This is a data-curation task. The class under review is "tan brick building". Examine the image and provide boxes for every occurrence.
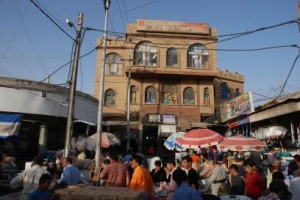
[94,20,244,155]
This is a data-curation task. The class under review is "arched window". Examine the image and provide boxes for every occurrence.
[104,89,116,106]
[204,87,210,105]
[220,82,230,100]
[162,83,178,104]
[145,86,157,103]
[134,41,157,66]
[187,44,209,68]
[166,48,178,66]
[183,87,195,105]
[130,85,136,103]
[235,88,240,97]
[105,53,122,75]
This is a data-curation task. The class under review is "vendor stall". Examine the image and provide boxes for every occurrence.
[55,184,146,200]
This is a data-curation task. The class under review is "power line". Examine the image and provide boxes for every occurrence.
[116,0,127,30]
[0,35,37,79]
[124,0,160,13]
[40,41,103,82]
[217,19,297,38]
[29,0,75,42]
[276,53,300,98]
[13,0,48,75]
[121,0,132,33]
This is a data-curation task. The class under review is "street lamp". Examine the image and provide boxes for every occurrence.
[64,13,83,157]
[95,0,111,170]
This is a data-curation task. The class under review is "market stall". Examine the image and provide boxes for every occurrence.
[55,184,146,200]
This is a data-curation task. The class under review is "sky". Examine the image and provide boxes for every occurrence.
[0,0,299,106]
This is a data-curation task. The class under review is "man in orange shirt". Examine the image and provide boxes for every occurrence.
[129,155,153,196]
[189,149,201,172]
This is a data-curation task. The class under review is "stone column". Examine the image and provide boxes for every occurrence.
[38,124,48,156]
[138,124,143,152]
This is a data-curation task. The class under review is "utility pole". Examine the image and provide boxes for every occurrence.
[64,13,83,157]
[297,2,300,31]
[126,39,133,151]
[95,0,110,170]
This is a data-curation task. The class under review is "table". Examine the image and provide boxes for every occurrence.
[220,195,251,200]
[153,186,167,200]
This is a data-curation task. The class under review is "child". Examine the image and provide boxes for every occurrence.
[28,174,53,200]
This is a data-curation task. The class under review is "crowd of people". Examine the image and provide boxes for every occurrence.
[3,147,300,200]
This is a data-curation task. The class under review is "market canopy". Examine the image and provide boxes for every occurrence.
[217,134,265,152]
[176,128,224,150]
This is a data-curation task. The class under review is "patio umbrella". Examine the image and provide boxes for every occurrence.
[176,128,224,149]
[85,132,121,150]
[217,134,265,152]
[164,132,185,151]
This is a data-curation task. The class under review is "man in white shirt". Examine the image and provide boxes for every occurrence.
[10,156,54,200]
[290,156,300,200]
[207,160,227,196]
[162,159,178,200]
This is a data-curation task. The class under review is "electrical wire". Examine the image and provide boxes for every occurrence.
[29,0,75,42]
[40,40,103,83]
[13,0,48,75]
[116,0,127,30]
[121,0,132,33]
[124,0,160,13]
[0,35,36,79]
[276,53,300,98]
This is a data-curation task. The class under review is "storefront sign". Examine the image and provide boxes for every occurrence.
[220,92,254,122]
[163,114,176,124]
[228,115,250,128]
[148,114,161,123]
[137,19,210,35]
[161,125,176,133]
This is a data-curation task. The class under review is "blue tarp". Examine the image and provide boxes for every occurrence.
[0,113,23,138]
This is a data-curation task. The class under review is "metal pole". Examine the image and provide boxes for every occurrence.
[126,40,133,151]
[95,0,110,170]
[64,13,83,157]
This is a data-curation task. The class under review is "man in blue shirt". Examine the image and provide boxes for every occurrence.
[172,168,203,200]
[59,157,81,187]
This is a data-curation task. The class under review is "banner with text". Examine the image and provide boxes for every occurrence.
[220,92,254,122]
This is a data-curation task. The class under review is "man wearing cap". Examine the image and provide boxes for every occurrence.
[207,160,227,196]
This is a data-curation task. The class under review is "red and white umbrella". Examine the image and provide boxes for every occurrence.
[217,134,265,152]
[176,128,224,149]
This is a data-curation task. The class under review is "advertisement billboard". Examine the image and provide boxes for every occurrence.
[220,92,254,122]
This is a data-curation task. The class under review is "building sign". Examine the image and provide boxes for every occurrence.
[161,125,176,133]
[220,92,254,122]
[0,113,23,138]
[137,19,210,35]
[163,114,176,124]
[148,114,161,123]
[228,115,250,128]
